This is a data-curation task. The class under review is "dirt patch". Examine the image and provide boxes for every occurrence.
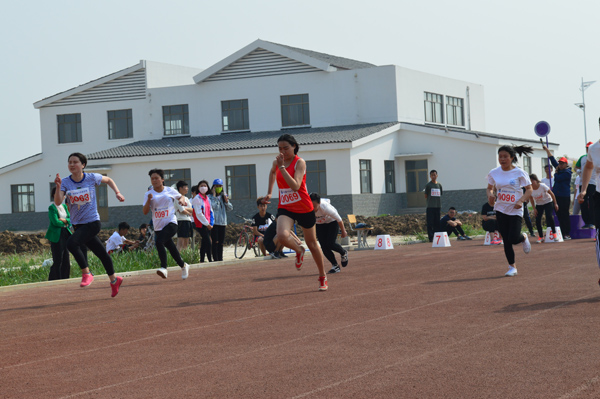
[1,213,484,254]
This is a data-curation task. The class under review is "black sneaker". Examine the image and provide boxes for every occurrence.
[278,251,288,258]
[341,250,349,267]
[270,252,280,259]
[328,265,341,274]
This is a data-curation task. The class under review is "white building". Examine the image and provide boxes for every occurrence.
[0,39,558,231]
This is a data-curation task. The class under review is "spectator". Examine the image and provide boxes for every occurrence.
[192,180,214,263]
[481,201,501,244]
[522,187,536,237]
[252,197,277,257]
[137,223,149,250]
[45,186,72,280]
[424,170,443,242]
[259,219,303,258]
[576,141,596,228]
[529,174,559,243]
[310,193,349,274]
[543,145,573,239]
[541,164,553,188]
[174,181,194,251]
[209,178,233,261]
[440,207,472,240]
[106,222,139,254]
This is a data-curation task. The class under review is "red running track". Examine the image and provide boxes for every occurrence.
[2,239,600,398]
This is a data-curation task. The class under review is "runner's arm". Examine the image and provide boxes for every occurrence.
[101,176,125,202]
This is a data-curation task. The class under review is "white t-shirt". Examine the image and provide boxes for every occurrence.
[487,166,531,217]
[315,199,343,225]
[586,141,600,188]
[175,196,192,222]
[579,154,598,185]
[531,183,553,206]
[143,186,180,231]
[541,177,551,188]
[106,231,125,253]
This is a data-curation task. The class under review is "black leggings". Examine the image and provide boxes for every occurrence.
[496,211,525,265]
[68,221,115,276]
[555,196,571,236]
[155,223,185,269]
[211,225,226,261]
[49,228,71,280]
[195,225,212,262]
[316,221,345,266]
[535,202,556,237]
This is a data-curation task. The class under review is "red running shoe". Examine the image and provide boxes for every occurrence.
[111,276,123,298]
[295,248,305,271]
[80,273,94,287]
[319,276,328,291]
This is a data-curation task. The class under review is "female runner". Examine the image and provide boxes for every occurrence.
[143,169,190,279]
[486,145,533,277]
[263,134,328,291]
[53,152,124,297]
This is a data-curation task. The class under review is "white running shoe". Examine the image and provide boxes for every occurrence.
[505,266,518,277]
[522,233,531,254]
[181,263,189,280]
[157,267,168,279]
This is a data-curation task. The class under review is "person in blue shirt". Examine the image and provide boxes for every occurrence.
[440,207,472,240]
[543,145,573,239]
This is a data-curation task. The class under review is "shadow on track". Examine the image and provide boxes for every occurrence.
[424,276,505,285]
[496,296,600,313]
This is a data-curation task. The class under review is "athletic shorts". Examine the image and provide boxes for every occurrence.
[177,220,193,238]
[277,208,316,229]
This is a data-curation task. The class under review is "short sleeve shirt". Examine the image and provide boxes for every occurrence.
[424,181,443,208]
[487,167,531,217]
[252,212,275,233]
[61,173,103,225]
[532,183,553,206]
[105,231,125,252]
[143,187,180,231]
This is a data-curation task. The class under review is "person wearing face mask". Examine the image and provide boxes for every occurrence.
[209,178,233,262]
[192,180,214,263]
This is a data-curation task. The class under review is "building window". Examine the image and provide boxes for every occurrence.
[163,169,192,191]
[222,99,249,131]
[306,160,327,196]
[523,156,531,174]
[446,96,464,127]
[424,92,443,124]
[384,160,396,193]
[281,94,310,127]
[108,109,133,139]
[57,113,82,143]
[359,160,372,194]
[11,184,35,213]
[225,164,256,199]
[163,105,189,136]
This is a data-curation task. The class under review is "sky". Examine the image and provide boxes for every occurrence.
[2,0,600,168]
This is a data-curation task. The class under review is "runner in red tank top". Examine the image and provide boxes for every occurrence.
[263,134,328,291]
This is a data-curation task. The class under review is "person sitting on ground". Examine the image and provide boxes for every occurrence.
[481,201,501,244]
[106,222,139,254]
[137,223,149,250]
[529,174,559,243]
[259,219,302,259]
[252,197,278,257]
[440,207,472,240]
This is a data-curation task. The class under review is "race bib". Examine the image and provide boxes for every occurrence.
[67,188,92,208]
[497,188,518,205]
[279,188,301,206]
[430,188,441,197]
[153,206,170,220]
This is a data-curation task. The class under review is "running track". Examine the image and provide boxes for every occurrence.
[2,239,600,398]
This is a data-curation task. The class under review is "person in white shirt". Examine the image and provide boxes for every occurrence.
[528,174,559,243]
[105,222,139,254]
[174,181,194,251]
[486,145,533,277]
[577,133,600,287]
[309,193,348,274]
[143,169,190,280]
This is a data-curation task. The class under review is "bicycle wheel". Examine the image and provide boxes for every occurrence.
[234,232,249,259]
[253,237,262,257]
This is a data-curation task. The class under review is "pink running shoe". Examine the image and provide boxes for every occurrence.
[80,273,94,287]
[318,276,328,291]
[111,276,123,298]
[295,248,305,271]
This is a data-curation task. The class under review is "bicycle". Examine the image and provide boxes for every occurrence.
[234,214,262,259]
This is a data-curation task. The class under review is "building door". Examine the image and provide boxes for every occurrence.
[405,160,428,208]
[96,175,108,222]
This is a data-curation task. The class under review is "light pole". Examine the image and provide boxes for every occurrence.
[574,78,596,144]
